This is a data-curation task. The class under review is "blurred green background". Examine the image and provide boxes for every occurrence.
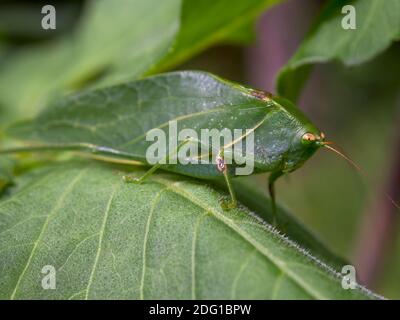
[0,0,399,298]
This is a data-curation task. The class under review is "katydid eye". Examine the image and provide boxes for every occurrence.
[302,133,316,144]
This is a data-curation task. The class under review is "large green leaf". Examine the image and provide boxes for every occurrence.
[0,161,379,299]
[0,0,180,122]
[277,0,400,100]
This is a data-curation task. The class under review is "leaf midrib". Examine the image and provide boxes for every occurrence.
[150,176,330,299]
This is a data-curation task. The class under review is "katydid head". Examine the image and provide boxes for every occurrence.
[267,96,326,172]
[280,127,325,172]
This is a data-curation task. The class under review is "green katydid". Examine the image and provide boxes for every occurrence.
[0,71,396,222]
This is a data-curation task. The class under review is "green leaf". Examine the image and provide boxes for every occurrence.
[0,161,380,299]
[0,0,181,122]
[230,178,348,270]
[153,0,282,72]
[277,0,400,100]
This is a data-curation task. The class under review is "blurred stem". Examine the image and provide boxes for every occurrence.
[355,111,400,288]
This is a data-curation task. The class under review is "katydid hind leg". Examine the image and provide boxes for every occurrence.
[268,171,283,226]
[123,164,160,184]
[123,138,196,184]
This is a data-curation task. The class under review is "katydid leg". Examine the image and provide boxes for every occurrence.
[268,170,283,226]
[123,138,195,184]
[216,151,237,210]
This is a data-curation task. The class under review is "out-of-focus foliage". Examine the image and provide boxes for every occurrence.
[0,2,81,41]
[0,156,14,193]
[153,0,281,72]
[0,0,282,124]
[0,0,180,122]
[277,0,400,100]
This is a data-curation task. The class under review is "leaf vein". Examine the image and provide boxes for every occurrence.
[151,177,327,299]
[84,181,120,299]
[139,186,169,300]
[10,167,87,300]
